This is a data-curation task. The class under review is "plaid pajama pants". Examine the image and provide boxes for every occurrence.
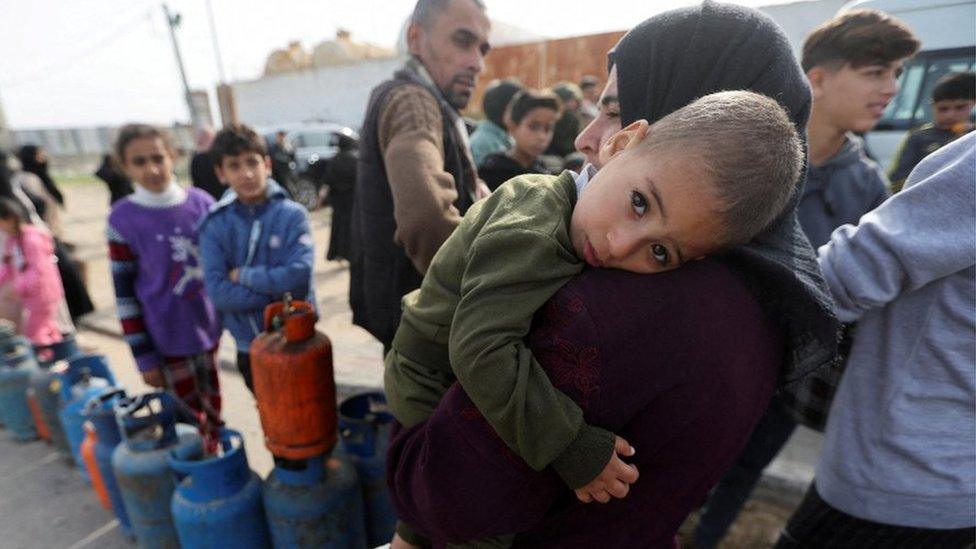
[161,348,223,427]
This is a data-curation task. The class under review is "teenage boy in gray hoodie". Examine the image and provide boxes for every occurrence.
[692,10,919,548]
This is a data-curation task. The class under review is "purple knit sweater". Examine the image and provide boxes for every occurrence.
[107,187,221,371]
[387,259,783,547]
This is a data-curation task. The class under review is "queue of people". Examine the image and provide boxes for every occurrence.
[2,0,972,547]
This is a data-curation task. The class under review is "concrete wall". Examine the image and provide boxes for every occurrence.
[231,57,404,131]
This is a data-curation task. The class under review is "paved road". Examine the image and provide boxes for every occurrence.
[0,179,822,548]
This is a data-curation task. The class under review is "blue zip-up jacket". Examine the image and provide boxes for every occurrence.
[198,179,316,351]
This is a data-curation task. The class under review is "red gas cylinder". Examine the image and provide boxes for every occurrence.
[81,422,111,510]
[251,296,337,460]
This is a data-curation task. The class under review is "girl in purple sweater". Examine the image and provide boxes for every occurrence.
[107,124,222,423]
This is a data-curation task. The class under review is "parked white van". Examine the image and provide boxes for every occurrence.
[841,0,976,171]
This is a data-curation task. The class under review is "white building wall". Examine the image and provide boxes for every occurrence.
[231,57,405,131]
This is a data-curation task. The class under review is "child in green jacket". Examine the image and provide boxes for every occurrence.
[385,90,803,540]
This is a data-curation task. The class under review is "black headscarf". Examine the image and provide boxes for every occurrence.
[17,144,65,206]
[610,1,839,388]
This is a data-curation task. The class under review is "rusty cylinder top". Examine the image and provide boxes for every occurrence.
[263,299,317,343]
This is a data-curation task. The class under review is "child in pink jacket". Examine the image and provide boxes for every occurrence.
[0,198,64,345]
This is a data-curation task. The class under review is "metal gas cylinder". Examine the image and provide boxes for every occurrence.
[112,392,201,549]
[58,355,114,479]
[251,296,337,460]
[339,391,397,546]
[170,428,271,548]
[27,336,81,452]
[84,388,131,536]
[81,422,111,510]
[263,452,366,548]
[28,360,68,453]
[0,337,39,441]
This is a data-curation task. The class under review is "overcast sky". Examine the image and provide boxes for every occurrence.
[0,0,782,129]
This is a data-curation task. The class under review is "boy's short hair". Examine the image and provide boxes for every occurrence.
[482,78,524,127]
[506,90,562,126]
[801,9,919,72]
[932,71,976,103]
[210,124,267,166]
[580,75,599,92]
[640,90,803,246]
[115,123,174,163]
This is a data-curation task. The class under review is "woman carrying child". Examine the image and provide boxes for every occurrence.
[388,2,841,547]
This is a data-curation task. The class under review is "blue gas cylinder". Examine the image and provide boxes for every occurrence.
[29,359,69,453]
[263,451,367,548]
[339,391,397,546]
[58,356,114,479]
[84,389,131,536]
[28,338,85,453]
[33,333,80,366]
[112,392,202,549]
[0,337,39,441]
[170,428,270,548]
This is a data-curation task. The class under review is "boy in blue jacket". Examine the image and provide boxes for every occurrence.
[198,124,316,392]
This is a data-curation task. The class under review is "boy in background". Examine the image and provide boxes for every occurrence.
[198,124,316,393]
[889,71,975,190]
[478,89,562,191]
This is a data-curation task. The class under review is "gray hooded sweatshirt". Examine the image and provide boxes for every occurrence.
[799,134,890,249]
[816,132,975,528]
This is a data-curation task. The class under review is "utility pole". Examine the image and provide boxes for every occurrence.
[205,0,232,126]
[163,3,200,128]
[205,0,226,84]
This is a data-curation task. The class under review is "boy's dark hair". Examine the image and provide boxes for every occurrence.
[114,124,174,163]
[580,75,599,92]
[210,124,268,166]
[506,90,562,126]
[932,71,976,103]
[639,91,803,247]
[801,9,919,72]
[482,79,524,127]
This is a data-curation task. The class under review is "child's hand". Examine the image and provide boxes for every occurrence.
[141,366,166,388]
[228,268,240,283]
[574,436,639,504]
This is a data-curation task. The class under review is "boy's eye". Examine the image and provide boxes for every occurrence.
[651,244,669,265]
[151,155,165,164]
[631,190,647,216]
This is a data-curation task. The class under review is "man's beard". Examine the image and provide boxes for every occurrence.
[443,88,471,110]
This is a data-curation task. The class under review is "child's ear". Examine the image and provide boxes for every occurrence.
[505,118,518,134]
[264,155,273,172]
[600,119,650,162]
[214,164,226,184]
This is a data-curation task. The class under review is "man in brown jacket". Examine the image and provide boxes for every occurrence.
[350,0,491,350]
